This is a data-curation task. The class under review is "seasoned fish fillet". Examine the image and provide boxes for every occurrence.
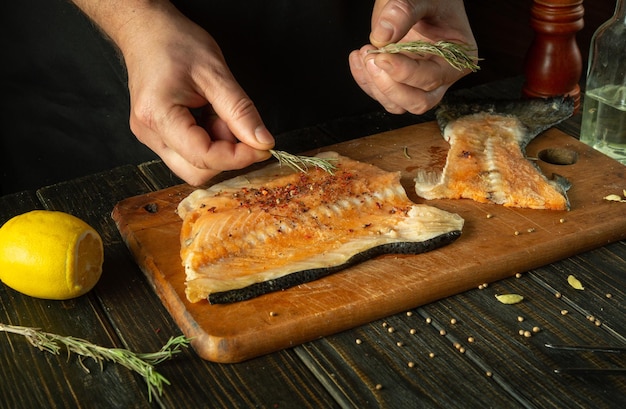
[415,97,574,210]
[178,152,464,304]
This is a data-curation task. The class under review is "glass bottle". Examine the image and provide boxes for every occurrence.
[580,0,626,164]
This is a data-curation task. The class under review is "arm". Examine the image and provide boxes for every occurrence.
[70,0,274,185]
[349,0,477,115]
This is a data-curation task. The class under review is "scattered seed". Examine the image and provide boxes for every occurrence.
[409,328,416,335]
[515,273,522,279]
[439,329,447,336]
[518,329,525,336]
[375,384,383,390]
[486,213,494,219]
[269,311,278,317]
[356,338,362,345]
[408,361,415,368]
[532,326,541,333]
[486,371,493,377]
[587,315,595,322]
[559,218,566,223]
[527,228,536,233]
[595,319,602,327]
[406,311,413,317]
[450,318,457,325]
[429,352,436,358]
[387,327,395,333]
[606,293,613,298]
[453,342,461,349]
[523,330,532,338]
[517,316,525,322]
[467,336,475,343]
[425,317,432,324]
[495,294,524,304]
[382,322,388,328]
[459,347,466,354]
[561,309,569,315]
[567,274,585,290]
[555,292,562,299]
[514,230,521,236]
[478,284,485,290]
[396,341,404,347]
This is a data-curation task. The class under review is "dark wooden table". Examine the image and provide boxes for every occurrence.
[1,78,624,408]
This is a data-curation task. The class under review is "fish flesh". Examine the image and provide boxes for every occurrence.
[177,152,464,304]
[414,97,574,210]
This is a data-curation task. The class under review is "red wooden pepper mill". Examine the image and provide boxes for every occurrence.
[522,0,585,112]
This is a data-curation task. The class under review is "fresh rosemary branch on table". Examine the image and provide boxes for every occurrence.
[270,149,338,174]
[368,40,481,72]
[0,323,190,401]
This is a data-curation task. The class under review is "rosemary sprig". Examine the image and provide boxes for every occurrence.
[0,323,190,401]
[368,40,481,72]
[270,149,337,174]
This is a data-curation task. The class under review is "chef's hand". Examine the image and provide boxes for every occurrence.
[71,0,274,186]
[349,0,477,115]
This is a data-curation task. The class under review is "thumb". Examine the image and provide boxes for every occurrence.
[370,0,427,47]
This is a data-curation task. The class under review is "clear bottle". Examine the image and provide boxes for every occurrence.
[580,0,626,165]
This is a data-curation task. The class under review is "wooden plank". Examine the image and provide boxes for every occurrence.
[413,265,626,408]
[36,165,340,408]
[112,122,626,363]
[0,189,151,409]
[296,318,524,408]
[298,245,625,409]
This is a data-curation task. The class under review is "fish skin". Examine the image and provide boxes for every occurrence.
[208,230,462,304]
[415,97,575,210]
[436,96,575,150]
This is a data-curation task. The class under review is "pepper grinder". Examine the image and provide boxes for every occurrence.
[580,0,626,165]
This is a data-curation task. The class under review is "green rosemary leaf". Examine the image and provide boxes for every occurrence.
[0,323,190,401]
[270,149,337,174]
[368,40,481,72]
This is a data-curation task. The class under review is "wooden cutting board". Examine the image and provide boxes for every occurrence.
[112,122,626,363]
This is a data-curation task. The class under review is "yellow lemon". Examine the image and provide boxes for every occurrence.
[0,210,103,300]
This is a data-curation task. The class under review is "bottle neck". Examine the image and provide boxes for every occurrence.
[614,0,626,23]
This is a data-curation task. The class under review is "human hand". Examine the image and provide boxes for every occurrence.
[111,3,274,185]
[349,0,477,115]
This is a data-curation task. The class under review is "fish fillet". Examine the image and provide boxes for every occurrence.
[415,97,574,210]
[178,152,464,304]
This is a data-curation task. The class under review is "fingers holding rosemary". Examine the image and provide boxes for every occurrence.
[350,43,465,115]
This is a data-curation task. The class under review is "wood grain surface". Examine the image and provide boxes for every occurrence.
[112,122,626,363]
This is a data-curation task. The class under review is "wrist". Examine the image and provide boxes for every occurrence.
[70,0,177,53]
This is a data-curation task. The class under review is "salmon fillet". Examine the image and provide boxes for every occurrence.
[415,98,574,210]
[178,152,464,303]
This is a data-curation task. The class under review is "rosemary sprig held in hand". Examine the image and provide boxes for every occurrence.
[270,149,338,174]
[368,40,481,72]
[0,323,190,401]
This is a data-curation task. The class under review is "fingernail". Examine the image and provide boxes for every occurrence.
[372,20,394,44]
[374,58,393,72]
[366,59,382,75]
[255,125,274,145]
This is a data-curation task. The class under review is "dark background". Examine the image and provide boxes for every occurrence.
[0,0,616,195]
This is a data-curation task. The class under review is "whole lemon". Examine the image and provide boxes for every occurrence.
[0,210,104,300]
